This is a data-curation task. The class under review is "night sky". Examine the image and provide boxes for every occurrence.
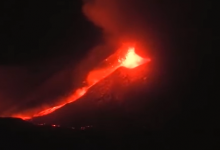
[0,0,215,130]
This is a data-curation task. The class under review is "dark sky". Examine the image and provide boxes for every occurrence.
[0,0,214,129]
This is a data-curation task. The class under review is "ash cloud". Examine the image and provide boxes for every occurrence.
[82,0,162,60]
[82,0,143,44]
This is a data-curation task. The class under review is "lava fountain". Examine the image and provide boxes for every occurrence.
[12,45,151,120]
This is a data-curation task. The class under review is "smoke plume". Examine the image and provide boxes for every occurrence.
[82,0,159,60]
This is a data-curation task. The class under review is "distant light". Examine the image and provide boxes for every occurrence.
[81,127,86,130]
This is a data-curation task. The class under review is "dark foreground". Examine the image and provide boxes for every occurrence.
[0,117,217,150]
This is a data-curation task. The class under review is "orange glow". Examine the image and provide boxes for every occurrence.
[36,104,65,117]
[121,47,150,69]
[52,124,60,127]
[12,45,150,120]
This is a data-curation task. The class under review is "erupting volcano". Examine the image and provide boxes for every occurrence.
[12,45,150,120]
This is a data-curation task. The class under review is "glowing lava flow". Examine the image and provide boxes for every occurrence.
[14,46,150,120]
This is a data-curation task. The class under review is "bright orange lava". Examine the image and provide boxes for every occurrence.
[121,47,150,69]
[13,46,150,120]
